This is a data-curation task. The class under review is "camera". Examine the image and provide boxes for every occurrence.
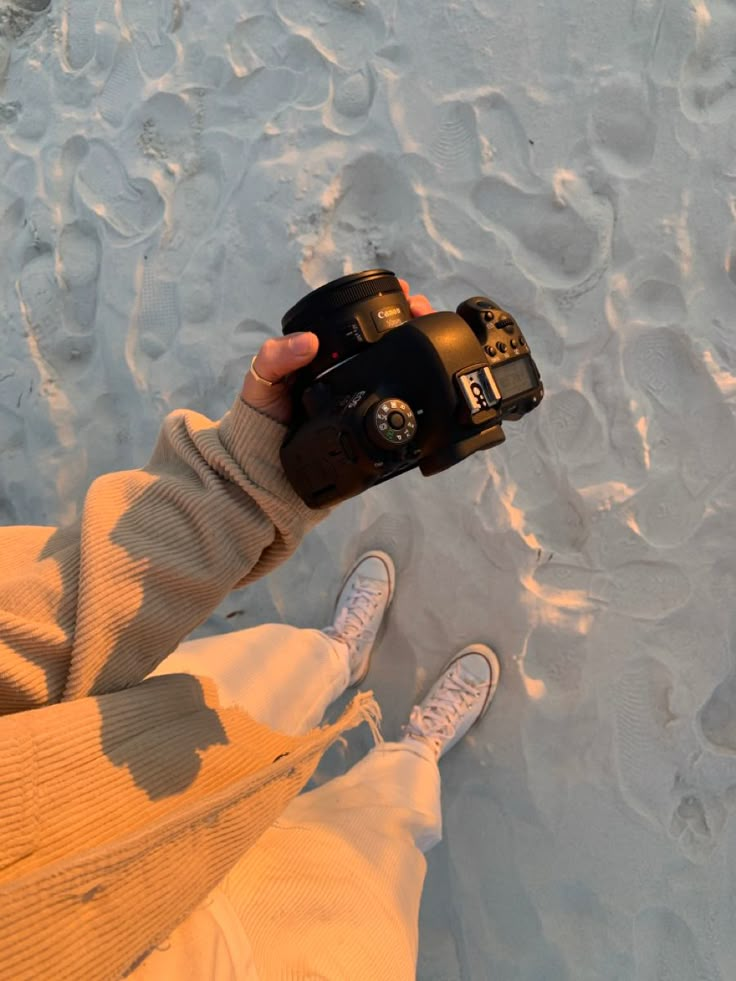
[279,269,544,509]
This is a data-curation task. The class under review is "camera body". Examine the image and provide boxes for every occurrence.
[279,270,543,509]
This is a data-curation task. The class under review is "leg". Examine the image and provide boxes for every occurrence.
[147,623,350,735]
[219,738,442,980]
[133,623,357,979]
[148,621,442,980]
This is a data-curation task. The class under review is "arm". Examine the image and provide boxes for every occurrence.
[0,396,334,714]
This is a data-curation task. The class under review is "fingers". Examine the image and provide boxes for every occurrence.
[399,278,435,317]
[409,294,434,317]
[253,333,319,384]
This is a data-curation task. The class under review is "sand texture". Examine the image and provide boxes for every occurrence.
[2,0,736,978]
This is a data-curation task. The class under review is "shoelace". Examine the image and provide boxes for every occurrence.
[332,581,384,641]
[334,582,485,751]
[402,667,481,748]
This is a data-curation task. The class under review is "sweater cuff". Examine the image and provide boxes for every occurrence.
[218,395,334,531]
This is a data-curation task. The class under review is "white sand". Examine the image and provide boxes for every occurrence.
[2,0,736,976]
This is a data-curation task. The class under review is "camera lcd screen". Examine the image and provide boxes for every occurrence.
[493,356,537,400]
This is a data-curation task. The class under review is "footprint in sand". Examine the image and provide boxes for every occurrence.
[623,326,736,495]
[532,561,594,597]
[0,188,24,259]
[472,172,611,290]
[178,242,225,326]
[17,248,61,357]
[470,90,611,289]
[98,40,145,128]
[474,91,533,179]
[627,474,705,549]
[608,256,687,329]
[115,0,178,79]
[132,149,224,357]
[126,92,198,169]
[647,0,695,89]
[286,34,331,110]
[17,247,95,379]
[57,220,101,332]
[705,557,736,616]
[634,908,722,980]
[526,483,592,554]
[537,389,606,472]
[157,151,223,278]
[60,0,98,71]
[524,621,586,696]
[218,65,298,124]
[698,662,736,757]
[324,64,376,135]
[588,74,657,178]
[125,144,225,360]
[612,655,724,863]
[335,152,415,226]
[394,87,483,183]
[591,561,691,620]
[530,561,596,625]
[612,656,680,828]
[74,139,164,241]
[134,264,179,361]
[42,134,88,220]
[12,58,51,142]
[321,152,418,273]
[227,13,284,75]
[501,440,592,554]
[630,278,687,325]
[274,0,387,68]
[227,15,329,110]
[427,99,482,183]
[680,8,736,124]
[623,328,700,414]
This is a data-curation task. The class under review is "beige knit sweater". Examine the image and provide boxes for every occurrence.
[0,395,383,981]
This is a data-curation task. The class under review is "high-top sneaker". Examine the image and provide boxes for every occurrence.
[322,550,395,688]
[401,644,500,760]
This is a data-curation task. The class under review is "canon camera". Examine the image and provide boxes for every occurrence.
[279,269,544,509]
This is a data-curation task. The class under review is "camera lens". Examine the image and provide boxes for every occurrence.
[281,269,412,382]
[282,269,409,335]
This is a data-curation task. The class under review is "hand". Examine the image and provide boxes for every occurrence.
[240,279,435,425]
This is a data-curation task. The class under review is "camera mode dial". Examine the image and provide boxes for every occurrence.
[365,397,417,451]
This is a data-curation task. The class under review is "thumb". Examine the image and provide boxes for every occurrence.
[254,332,319,383]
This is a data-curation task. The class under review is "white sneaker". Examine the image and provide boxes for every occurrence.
[322,550,395,688]
[401,644,500,761]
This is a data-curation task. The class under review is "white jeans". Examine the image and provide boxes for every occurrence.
[143,623,442,979]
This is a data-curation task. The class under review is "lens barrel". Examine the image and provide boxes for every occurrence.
[281,269,406,335]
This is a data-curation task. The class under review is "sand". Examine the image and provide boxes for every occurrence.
[2,0,736,977]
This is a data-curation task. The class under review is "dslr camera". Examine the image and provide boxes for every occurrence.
[279,269,544,509]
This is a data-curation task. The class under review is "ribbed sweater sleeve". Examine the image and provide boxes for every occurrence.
[0,395,333,713]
